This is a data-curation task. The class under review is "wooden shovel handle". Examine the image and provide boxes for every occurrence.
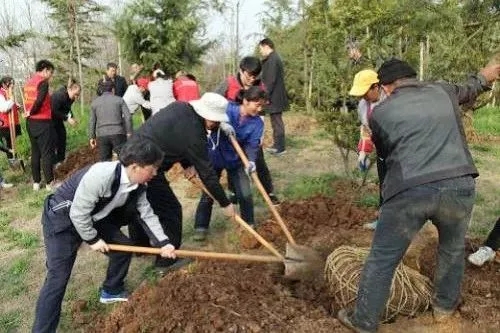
[229,135,297,245]
[189,178,284,259]
[108,244,283,263]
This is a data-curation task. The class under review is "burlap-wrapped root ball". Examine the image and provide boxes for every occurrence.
[325,246,433,321]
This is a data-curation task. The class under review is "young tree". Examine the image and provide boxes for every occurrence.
[114,0,222,75]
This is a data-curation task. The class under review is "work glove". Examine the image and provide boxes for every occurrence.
[222,203,235,219]
[219,122,235,137]
[89,239,109,253]
[160,244,176,258]
[357,151,370,172]
[245,161,256,175]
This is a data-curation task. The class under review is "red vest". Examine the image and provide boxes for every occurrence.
[24,74,51,120]
[173,77,200,102]
[225,76,266,101]
[0,88,20,128]
[226,76,241,101]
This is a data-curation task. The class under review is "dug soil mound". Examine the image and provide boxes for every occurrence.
[80,180,499,332]
[54,146,99,181]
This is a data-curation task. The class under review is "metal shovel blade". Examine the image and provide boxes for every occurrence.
[283,243,324,280]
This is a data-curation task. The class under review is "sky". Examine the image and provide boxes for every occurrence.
[207,0,267,55]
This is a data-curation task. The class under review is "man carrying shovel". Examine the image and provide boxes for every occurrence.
[32,137,176,333]
[132,92,235,274]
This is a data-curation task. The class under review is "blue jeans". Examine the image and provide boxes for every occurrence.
[351,176,475,332]
[195,166,254,229]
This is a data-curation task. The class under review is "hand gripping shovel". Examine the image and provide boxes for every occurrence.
[189,176,319,279]
[229,135,323,279]
[6,86,25,172]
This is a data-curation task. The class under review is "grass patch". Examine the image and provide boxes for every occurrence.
[0,310,21,332]
[286,136,311,149]
[473,106,500,136]
[0,212,39,249]
[356,193,379,208]
[0,254,31,297]
[283,174,338,200]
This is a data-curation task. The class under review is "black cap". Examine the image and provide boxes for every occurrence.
[377,58,417,85]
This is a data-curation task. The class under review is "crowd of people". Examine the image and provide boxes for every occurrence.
[0,36,498,333]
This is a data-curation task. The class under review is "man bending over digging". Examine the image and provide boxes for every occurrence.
[32,137,176,333]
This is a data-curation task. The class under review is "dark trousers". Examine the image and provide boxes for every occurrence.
[141,106,152,121]
[96,134,127,161]
[53,121,66,164]
[32,210,133,333]
[195,166,254,229]
[376,157,387,207]
[129,167,182,267]
[27,120,55,183]
[484,217,500,250]
[0,125,21,159]
[351,176,475,332]
[270,112,285,152]
[256,147,274,194]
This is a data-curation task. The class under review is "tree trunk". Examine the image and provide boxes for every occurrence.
[419,41,424,81]
[308,48,314,115]
[74,6,84,116]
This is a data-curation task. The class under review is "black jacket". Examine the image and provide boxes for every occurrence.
[370,75,489,202]
[51,86,74,123]
[97,75,128,97]
[261,51,289,113]
[135,102,230,207]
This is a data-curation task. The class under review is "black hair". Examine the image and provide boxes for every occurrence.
[239,56,262,76]
[0,76,13,86]
[119,136,164,167]
[106,62,118,69]
[186,73,197,82]
[35,59,54,72]
[100,79,115,92]
[259,38,275,49]
[235,86,268,104]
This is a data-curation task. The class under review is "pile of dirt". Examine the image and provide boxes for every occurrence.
[54,146,99,181]
[78,179,500,332]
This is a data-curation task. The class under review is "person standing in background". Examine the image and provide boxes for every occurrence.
[259,38,289,156]
[51,81,80,166]
[97,62,128,97]
[24,59,56,191]
[148,68,176,116]
[173,70,200,102]
[89,80,132,161]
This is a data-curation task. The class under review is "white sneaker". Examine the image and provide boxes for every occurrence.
[33,183,40,191]
[0,181,13,189]
[468,246,495,266]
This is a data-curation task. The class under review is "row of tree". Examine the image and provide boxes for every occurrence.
[1,0,498,113]
[260,0,500,111]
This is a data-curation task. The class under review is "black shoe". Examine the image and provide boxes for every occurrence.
[155,258,194,276]
[337,309,372,333]
[268,193,281,206]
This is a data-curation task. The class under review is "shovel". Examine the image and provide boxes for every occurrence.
[189,177,322,279]
[229,135,322,274]
[6,86,25,172]
[107,244,314,279]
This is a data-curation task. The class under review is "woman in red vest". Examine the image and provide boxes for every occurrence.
[23,59,56,191]
[0,76,21,159]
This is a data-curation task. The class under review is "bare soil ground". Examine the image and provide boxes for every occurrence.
[75,181,499,333]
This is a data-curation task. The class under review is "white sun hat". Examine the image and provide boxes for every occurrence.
[189,93,229,122]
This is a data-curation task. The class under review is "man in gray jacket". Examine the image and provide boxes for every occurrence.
[32,137,176,333]
[338,58,500,333]
[89,80,132,160]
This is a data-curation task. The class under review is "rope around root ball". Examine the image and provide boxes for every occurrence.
[325,246,433,321]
